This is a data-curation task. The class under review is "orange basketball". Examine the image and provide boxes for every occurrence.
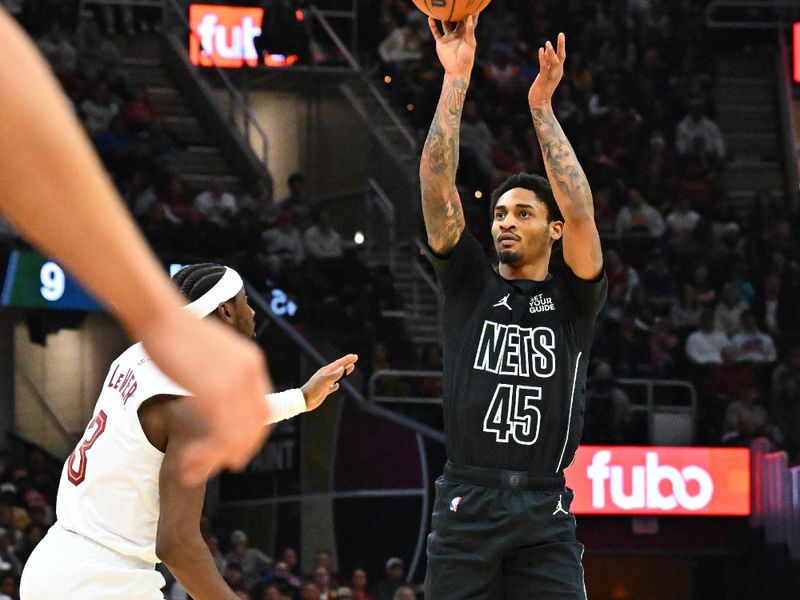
[411,0,492,22]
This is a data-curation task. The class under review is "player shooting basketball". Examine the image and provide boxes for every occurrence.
[421,15,606,599]
[20,264,357,600]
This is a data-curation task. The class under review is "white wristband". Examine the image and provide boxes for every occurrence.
[266,389,306,423]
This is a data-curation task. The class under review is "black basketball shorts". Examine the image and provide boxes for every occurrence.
[425,461,586,600]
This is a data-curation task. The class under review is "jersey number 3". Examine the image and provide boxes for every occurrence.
[483,384,541,445]
[67,410,108,486]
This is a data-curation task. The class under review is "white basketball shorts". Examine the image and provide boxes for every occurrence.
[20,524,166,600]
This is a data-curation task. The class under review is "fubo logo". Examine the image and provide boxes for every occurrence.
[587,450,713,511]
[565,446,750,516]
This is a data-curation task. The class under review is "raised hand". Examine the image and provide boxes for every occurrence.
[301,354,358,412]
[529,32,566,108]
[427,14,478,77]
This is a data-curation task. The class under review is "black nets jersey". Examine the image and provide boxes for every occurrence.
[430,231,607,475]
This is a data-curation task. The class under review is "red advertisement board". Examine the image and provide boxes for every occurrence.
[564,446,750,516]
[794,23,800,84]
[188,4,298,68]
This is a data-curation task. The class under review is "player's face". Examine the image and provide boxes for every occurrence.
[491,188,561,267]
[230,288,256,338]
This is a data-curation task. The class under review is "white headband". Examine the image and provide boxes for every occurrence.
[184,267,244,318]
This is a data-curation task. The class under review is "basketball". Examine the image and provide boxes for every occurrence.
[411,0,492,22]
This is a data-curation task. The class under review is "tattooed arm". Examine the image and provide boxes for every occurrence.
[529,33,602,280]
[420,16,478,255]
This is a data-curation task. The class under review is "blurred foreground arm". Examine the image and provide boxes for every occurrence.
[0,8,271,484]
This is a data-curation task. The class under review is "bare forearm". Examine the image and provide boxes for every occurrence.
[530,104,593,219]
[162,538,239,600]
[420,75,469,253]
[0,10,182,337]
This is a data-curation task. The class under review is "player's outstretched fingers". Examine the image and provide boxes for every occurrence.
[428,16,442,40]
[466,14,477,46]
[557,32,566,61]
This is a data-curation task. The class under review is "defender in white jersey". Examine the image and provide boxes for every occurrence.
[20,264,357,600]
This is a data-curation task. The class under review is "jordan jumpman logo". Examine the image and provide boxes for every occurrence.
[493,293,512,311]
[553,495,569,516]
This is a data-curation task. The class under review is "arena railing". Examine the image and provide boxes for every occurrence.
[367,370,698,446]
[705,1,799,29]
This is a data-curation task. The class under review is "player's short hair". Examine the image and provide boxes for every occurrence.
[490,173,564,223]
[172,263,227,302]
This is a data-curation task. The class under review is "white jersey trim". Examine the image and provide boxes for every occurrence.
[554,351,582,472]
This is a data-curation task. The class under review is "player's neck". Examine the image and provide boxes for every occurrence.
[498,256,549,281]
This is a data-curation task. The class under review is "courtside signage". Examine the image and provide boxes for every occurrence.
[188,4,298,68]
[564,446,750,516]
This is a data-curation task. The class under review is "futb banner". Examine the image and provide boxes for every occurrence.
[564,446,750,516]
[188,4,299,68]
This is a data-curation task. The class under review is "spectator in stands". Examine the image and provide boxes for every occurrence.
[260,561,298,598]
[81,81,118,136]
[239,177,275,215]
[305,211,344,261]
[373,557,404,600]
[299,580,322,600]
[614,187,665,247]
[77,18,125,81]
[393,587,415,600]
[686,309,730,366]
[650,317,679,377]
[11,523,43,565]
[378,13,424,68]
[670,284,703,334]
[705,346,758,406]
[263,583,290,600]
[0,573,17,600]
[730,311,777,366]
[710,223,745,265]
[687,262,717,308]
[720,388,781,448]
[205,534,226,574]
[665,196,701,242]
[126,169,158,217]
[752,274,788,343]
[714,283,748,337]
[225,530,273,592]
[194,180,238,228]
[639,250,676,313]
[0,529,21,577]
[605,248,639,305]
[675,98,725,162]
[350,568,374,600]
[36,22,76,76]
[610,312,653,377]
[279,547,302,587]
[260,211,305,279]
[121,86,156,133]
[282,172,311,228]
[315,550,344,588]
[583,360,632,444]
[154,175,196,225]
[93,115,133,177]
[313,566,335,600]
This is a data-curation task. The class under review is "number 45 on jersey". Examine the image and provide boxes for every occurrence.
[483,384,542,445]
